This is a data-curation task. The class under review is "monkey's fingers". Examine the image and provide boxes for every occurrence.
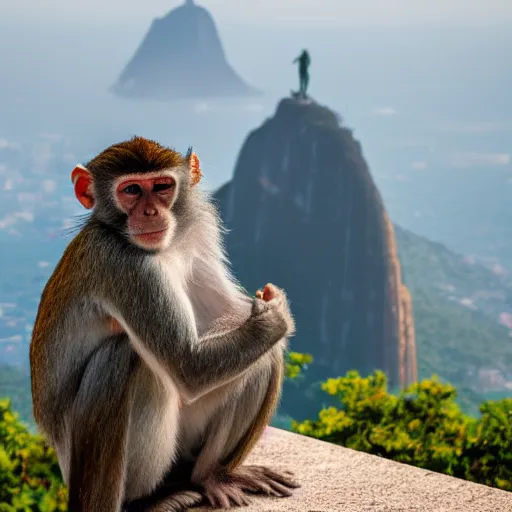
[204,484,251,509]
[255,289,264,299]
[260,466,301,489]
[265,479,294,497]
[262,284,276,302]
[232,465,300,498]
[222,485,251,507]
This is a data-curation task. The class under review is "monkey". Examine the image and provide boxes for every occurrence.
[29,136,299,512]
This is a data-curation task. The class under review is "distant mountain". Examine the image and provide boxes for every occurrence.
[214,96,417,404]
[111,0,258,100]
[395,226,512,413]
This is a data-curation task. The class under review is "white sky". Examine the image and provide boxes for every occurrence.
[3,0,512,27]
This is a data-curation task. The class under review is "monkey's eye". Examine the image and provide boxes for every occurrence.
[122,184,141,195]
[153,183,174,192]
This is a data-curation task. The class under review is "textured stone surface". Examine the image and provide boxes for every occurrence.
[191,427,512,511]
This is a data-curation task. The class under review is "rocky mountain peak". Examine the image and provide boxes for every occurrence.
[215,97,417,397]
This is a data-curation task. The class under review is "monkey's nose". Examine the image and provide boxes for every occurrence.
[144,207,158,216]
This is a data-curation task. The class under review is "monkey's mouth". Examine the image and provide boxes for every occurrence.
[132,229,168,244]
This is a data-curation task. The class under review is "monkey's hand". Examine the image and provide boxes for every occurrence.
[252,284,295,339]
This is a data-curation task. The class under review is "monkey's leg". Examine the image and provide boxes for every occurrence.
[189,344,300,509]
[67,338,139,512]
[122,360,202,512]
[188,401,250,509]
[68,338,201,512]
[222,349,300,497]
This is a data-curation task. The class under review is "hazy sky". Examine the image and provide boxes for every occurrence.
[3,0,512,27]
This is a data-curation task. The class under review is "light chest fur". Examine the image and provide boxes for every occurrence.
[154,236,249,337]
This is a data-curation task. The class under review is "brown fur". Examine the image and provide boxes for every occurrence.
[30,233,87,422]
[85,136,186,179]
[224,355,284,471]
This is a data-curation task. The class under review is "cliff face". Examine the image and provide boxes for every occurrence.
[111,0,257,100]
[383,213,417,387]
[214,97,417,390]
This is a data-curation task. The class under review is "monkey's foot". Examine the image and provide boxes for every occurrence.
[201,476,252,509]
[230,465,300,497]
[200,465,300,509]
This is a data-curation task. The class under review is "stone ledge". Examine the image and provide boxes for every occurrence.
[191,427,512,512]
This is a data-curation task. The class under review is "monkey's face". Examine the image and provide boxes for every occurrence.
[113,171,179,252]
[71,138,203,253]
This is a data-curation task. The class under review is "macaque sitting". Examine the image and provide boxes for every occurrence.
[30,136,299,511]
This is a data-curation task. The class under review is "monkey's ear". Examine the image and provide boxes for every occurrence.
[186,148,202,187]
[71,164,94,209]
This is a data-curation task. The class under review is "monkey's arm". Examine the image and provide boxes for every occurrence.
[96,249,288,403]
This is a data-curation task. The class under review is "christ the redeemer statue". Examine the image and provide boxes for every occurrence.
[293,49,311,98]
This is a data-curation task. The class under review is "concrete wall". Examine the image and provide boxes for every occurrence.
[191,427,512,512]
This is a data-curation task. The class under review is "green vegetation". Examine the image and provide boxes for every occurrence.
[272,351,314,429]
[0,399,67,511]
[284,351,313,380]
[395,226,512,415]
[293,369,512,492]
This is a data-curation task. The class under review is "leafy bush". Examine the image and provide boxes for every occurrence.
[293,370,512,491]
[0,399,66,511]
[284,351,313,380]
[272,352,314,429]
[395,226,512,417]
